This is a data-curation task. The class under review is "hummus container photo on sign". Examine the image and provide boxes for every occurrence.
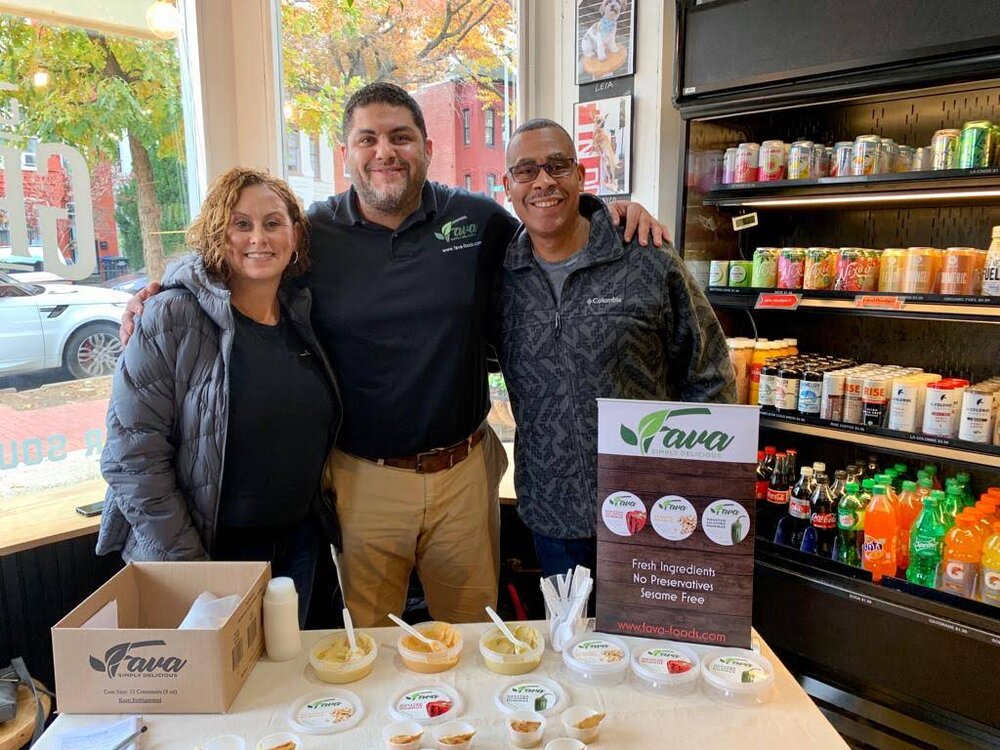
[286,689,365,734]
[561,633,629,686]
[389,684,464,725]
[630,640,701,696]
[700,648,774,705]
[600,491,647,536]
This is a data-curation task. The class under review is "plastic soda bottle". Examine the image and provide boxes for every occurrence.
[954,472,974,508]
[916,476,933,501]
[809,472,837,558]
[976,495,998,525]
[923,465,941,490]
[837,481,865,567]
[776,466,813,548]
[939,512,983,598]
[979,521,1000,605]
[895,480,922,572]
[863,483,899,582]
[906,495,946,588]
[942,485,964,529]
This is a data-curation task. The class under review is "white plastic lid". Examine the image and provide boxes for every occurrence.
[561,633,630,676]
[494,676,567,716]
[266,577,297,602]
[286,689,364,734]
[630,641,700,686]
[389,684,463,725]
[700,649,774,694]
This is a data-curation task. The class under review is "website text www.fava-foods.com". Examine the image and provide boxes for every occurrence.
[615,620,727,643]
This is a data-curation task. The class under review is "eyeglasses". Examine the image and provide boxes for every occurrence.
[507,158,577,183]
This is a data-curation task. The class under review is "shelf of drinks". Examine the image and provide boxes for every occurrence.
[754,542,1000,645]
[701,166,1000,208]
[706,287,1000,322]
[758,412,1000,470]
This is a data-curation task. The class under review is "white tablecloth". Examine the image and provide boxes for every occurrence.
[35,622,848,749]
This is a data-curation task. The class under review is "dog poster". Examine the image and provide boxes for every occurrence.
[576,0,635,84]
[574,95,632,197]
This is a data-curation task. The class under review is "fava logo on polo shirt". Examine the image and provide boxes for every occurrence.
[434,215,480,252]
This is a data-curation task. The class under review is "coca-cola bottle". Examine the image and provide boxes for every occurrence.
[776,466,814,548]
[810,472,837,558]
[830,469,848,504]
[756,446,777,502]
[761,452,790,540]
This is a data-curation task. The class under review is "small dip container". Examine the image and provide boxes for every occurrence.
[256,732,301,750]
[561,633,629,686]
[700,648,775,706]
[630,640,700,696]
[309,631,378,684]
[382,720,425,750]
[479,624,544,675]
[560,706,604,743]
[506,710,546,748]
[544,740,585,750]
[432,719,476,749]
[286,690,365,734]
[397,621,463,673]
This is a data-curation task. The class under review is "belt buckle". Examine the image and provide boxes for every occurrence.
[414,448,438,473]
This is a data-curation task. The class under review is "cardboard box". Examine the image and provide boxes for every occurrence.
[52,561,269,714]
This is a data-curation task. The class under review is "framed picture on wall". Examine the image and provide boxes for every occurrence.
[574,95,632,197]
[576,0,636,85]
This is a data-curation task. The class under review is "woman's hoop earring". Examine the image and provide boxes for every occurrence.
[290,251,300,266]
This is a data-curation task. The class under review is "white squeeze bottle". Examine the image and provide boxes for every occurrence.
[982,225,1000,297]
[262,577,301,661]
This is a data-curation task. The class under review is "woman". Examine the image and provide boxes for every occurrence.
[97,168,340,626]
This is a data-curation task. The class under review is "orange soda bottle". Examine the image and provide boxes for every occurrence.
[979,521,1000,606]
[862,483,898,582]
[895,480,922,571]
[938,512,982,598]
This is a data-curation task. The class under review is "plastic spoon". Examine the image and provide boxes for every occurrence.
[342,607,363,660]
[388,613,444,652]
[554,578,592,651]
[485,606,530,654]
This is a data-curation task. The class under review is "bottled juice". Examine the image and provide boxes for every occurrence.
[895,480,922,571]
[863,483,899,582]
[907,495,946,588]
[979,521,1000,605]
[939,513,982,598]
[748,340,770,406]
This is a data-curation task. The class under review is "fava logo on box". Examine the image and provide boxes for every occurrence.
[88,640,188,678]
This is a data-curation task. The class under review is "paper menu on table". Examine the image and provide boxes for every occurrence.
[56,716,142,750]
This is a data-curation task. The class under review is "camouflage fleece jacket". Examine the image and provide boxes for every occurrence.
[495,195,736,539]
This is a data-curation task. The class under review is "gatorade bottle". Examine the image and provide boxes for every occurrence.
[906,495,946,588]
[976,495,998,526]
[965,507,990,542]
[837,481,865,567]
[939,512,983,598]
[979,521,1000,605]
[942,485,964,529]
[894,480,922,572]
[863,483,899,582]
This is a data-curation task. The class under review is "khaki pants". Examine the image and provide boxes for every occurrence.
[329,426,508,627]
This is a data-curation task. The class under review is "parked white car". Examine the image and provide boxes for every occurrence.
[0,272,129,379]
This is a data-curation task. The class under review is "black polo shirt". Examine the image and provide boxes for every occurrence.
[303,181,518,458]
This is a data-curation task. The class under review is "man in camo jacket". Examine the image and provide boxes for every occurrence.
[493,118,736,577]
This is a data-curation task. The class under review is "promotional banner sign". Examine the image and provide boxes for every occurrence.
[596,400,760,648]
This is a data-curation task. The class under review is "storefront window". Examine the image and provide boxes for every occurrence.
[0,10,197,507]
[485,108,495,146]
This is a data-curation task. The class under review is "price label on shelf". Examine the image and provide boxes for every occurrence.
[854,295,906,310]
[755,293,801,310]
[732,212,759,231]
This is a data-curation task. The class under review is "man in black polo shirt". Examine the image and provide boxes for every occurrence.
[123,83,666,627]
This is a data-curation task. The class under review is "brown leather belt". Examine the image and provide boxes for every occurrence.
[378,424,488,474]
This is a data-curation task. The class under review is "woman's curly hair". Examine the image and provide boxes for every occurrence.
[185,167,310,282]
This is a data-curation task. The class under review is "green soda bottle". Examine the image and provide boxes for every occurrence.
[906,495,947,588]
[917,476,933,501]
[954,472,974,508]
[942,486,964,529]
[893,463,908,482]
[837,481,865,566]
[859,478,875,509]
[923,465,940,490]
[930,489,947,525]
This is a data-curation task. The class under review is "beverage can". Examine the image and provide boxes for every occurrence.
[902,247,940,294]
[862,375,890,428]
[699,149,724,192]
[843,372,867,425]
[922,381,958,438]
[803,247,836,290]
[851,135,881,176]
[958,120,993,169]
[788,140,814,180]
[728,260,753,288]
[751,248,779,288]
[914,146,932,171]
[878,138,897,174]
[777,248,805,289]
[820,371,846,421]
[958,388,996,443]
[831,142,853,178]
[878,248,906,293]
[895,145,915,173]
[931,129,961,170]
[722,147,738,184]
[812,143,830,177]
[939,247,979,296]
[833,248,867,292]
[708,260,729,287]
[759,140,786,181]
[735,143,760,183]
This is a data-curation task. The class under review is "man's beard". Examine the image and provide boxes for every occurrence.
[354,159,427,214]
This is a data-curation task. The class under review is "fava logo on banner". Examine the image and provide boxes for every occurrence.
[596,399,759,648]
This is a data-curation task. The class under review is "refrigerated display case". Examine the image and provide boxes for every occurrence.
[673,2,1000,748]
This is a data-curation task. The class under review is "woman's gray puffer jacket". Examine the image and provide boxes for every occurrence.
[96,254,341,561]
